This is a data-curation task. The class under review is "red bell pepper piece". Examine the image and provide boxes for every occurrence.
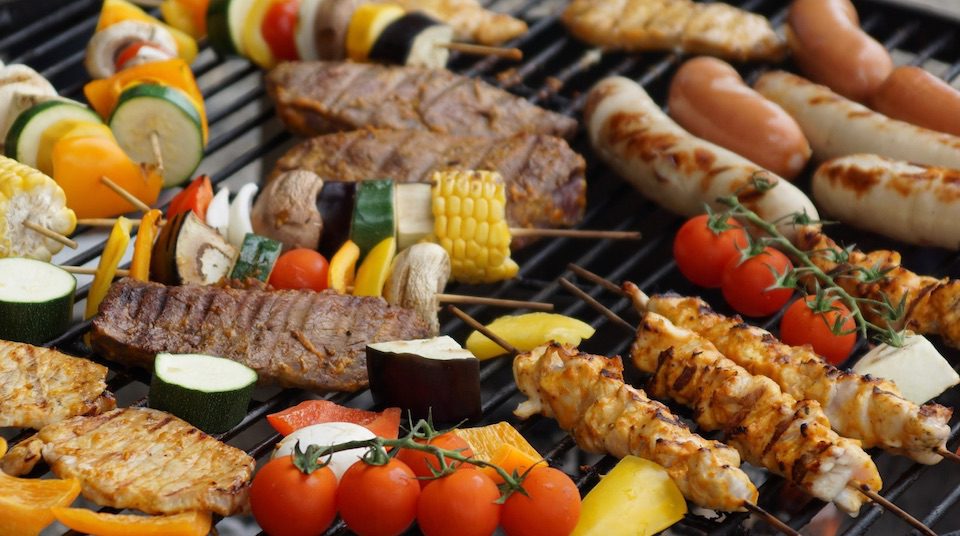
[167,175,213,221]
[267,400,401,439]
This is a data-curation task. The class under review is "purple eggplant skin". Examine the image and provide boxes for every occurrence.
[316,181,357,258]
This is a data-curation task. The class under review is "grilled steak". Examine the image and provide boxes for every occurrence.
[271,129,587,239]
[266,62,578,138]
[1,408,253,515]
[0,340,115,429]
[90,279,431,392]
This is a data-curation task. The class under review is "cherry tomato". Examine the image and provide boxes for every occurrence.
[780,296,856,365]
[673,214,749,288]
[502,467,581,536]
[262,0,300,61]
[250,456,337,536]
[269,249,329,291]
[720,247,794,317]
[396,433,475,488]
[337,458,420,536]
[417,469,501,536]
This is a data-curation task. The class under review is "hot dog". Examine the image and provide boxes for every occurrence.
[667,57,811,180]
[871,66,960,138]
[585,76,819,240]
[755,71,960,169]
[786,0,892,102]
[813,154,960,250]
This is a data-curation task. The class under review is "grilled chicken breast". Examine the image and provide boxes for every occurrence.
[1,408,253,516]
[266,62,577,138]
[0,340,115,429]
[392,0,527,45]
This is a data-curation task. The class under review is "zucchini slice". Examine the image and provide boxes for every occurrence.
[229,233,282,282]
[5,99,102,171]
[206,0,256,56]
[0,258,75,345]
[350,179,395,258]
[109,84,204,188]
[149,353,257,434]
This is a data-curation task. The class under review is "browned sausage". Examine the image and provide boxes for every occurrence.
[871,66,960,137]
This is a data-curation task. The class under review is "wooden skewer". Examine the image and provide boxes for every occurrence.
[510,228,641,240]
[856,484,937,536]
[935,446,960,464]
[557,277,634,334]
[100,176,152,213]
[22,221,78,249]
[437,293,553,311]
[60,266,131,277]
[438,42,523,61]
[568,263,627,295]
[742,502,801,536]
[149,131,165,173]
[78,218,144,228]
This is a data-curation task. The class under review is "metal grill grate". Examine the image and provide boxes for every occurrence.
[2,0,959,534]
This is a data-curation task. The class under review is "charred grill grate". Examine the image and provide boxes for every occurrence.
[2,0,960,534]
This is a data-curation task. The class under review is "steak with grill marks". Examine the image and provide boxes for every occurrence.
[89,279,432,392]
[266,62,578,138]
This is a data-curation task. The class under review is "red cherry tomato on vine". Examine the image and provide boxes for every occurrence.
[780,295,856,365]
[269,248,329,291]
[720,247,793,317]
[250,456,337,536]
[337,458,420,536]
[501,466,581,536]
[262,0,300,61]
[396,433,474,488]
[673,214,749,288]
[417,469,501,536]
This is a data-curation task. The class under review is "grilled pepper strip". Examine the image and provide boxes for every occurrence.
[328,239,360,293]
[85,217,133,318]
[353,236,395,297]
[167,175,213,220]
[52,508,212,536]
[130,209,162,281]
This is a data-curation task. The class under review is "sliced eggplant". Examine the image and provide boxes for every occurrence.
[366,336,481,423]
[317,181,357,257]
[150,211,188,285]
[251,170,324,251]
[84,20,178,79]
[369,12,453,68]
[176,211,239,285]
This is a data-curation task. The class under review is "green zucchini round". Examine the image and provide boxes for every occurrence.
[350,179,395,258]
[0,258,75,345]
[4,99,101,169]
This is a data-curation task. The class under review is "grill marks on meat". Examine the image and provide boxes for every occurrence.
[631,312,882,515]
[513,343,758,512]
[626,285,952,464]
[1,408,253,516]
[0,340,115,429]
[272,129,586,237]
[266,62,577,138]
[90,279,432,392]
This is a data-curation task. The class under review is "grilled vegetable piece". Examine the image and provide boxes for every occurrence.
[96,0,198,63]
[0,64,58,148]
[369,12,453,68]
[266,62,577,138]
[0,471,81,536]
[383,242,450,334]
[367,336,482,422]
[391,0,527,45]
[563,0,785,61]
[175,211,239,285]
[228,183,258,248]
[0,340,114,429]
[150,211,187,284]
[1,408,254,515]
[453,421,543,482]
[243,0,279,67]
[853,333,960,406]
[351,179,395,257]
[5,99,103,174]
[513,343,758,512]
[149,352,257,434]
[317,181,357,256]
[346,3,406,62]
[230,233,282,282]
[85,217,133,319]
[467,312,595,360]
[0,258,75,345]
[52,509,212,536]
[90,278,432,391]
[353,236,396,296]
[85,20,178,79]
[206,187,231,236]
[328,240,360,293]
[395,182,433,250]
[167,175,213,220]
[0,155,76,260]
[267,399,402,438]
[252,169,324,251]
[130,209,163,281]
[206,0,251,55]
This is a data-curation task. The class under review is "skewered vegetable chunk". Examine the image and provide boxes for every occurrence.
[346,3,406,62]
[52,509,212,536]
[353,236,396,296]
[0,155,76,260]
[85,217,132,319]
[465,312,596,360]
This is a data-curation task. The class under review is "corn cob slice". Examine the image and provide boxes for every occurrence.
[431,170,518,284]
[0,155,77,261]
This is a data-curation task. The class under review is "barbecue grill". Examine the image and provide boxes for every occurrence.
[2,0,959,534]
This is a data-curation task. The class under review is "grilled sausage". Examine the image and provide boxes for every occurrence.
[786,0,892,102]
[668,57,811,180]
[755,71,960,169]
[812,154,960,250]
[585,76,819,240]
[871,66,960,137]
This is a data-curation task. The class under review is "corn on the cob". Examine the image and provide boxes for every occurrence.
[0,155,76,261]
[431,170,518,283]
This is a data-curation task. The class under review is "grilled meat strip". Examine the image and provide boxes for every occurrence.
[271,129,586,239]
[514,343,758,512]
[0,340,115,429]
[631,312,883,515]
[624,284,952,464]
[798,227,960,348]
[1,408,253,516]
[563,0,786,62]
[90,279,431,392]
[391,0,527,45]
[266,62,577,138]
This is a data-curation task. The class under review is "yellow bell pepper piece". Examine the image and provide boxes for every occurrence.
[85,217,133,319]
[465,313,596,360]
[96,0,198,63]
[328,240,360,293]
[353,237,395,297]
[130,209,162,281]
[160,0,210,39]
[571,456,687,536]
[0,436,6,457]
[0,471,81,536]
[454,422,545,484]
[52,508,212,536]
[243,0,279,68]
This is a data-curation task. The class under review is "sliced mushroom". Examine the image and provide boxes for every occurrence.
[0,85,59,150]
[84,20,177,79]
[383,243,451,335]
[251,169,324,251]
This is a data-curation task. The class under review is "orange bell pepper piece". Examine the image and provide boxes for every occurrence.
[52,508,212,536]
[328,240,360,293]
[130,209,163,281]
[167,175,213,220]
[0,471,81,536]
[479,443,546,484]
[160,0,210,38]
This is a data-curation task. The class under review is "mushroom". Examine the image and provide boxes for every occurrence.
[84,20,177,79]
[383,243,451,335]
[251,169,324,251]
[0,64,57,149]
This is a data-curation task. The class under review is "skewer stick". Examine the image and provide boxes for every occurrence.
[510,228,641,240]
[557,277,634,334]
[149,131,164,173]
[568,263,626,296]
[437,294,553,311]
[100,176,152,213]
[438,42,523,61]
[22,221,78,249]
[935,446,960,464]
[856,484,937,536]
[742,502,801,536]
[59,266,131,277]
[78,218,144,228]
[447,305,520,355]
